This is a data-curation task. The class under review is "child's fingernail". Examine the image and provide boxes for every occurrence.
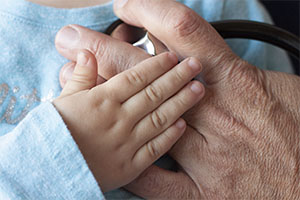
[168,52,178,63]
[114,0,129,9]
[56,26,79,49]
[77,51,90,66]
[188,57,202,72]
[190,82,203,94]
[176,119,186,129]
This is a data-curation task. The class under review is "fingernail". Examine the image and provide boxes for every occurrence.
[56,26,79,49]
[190,82,203,94]
[188,57,202,72]
[114,0,129,9]
[176,119,186,129]
[77,51,90,66]
[63,63,74,81]
[168,52,178,64]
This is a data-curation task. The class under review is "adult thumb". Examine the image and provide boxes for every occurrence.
[60,50,98,97]
[125,165,201,199]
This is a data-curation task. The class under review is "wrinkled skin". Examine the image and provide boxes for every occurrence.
[55,0,300,198]
[127,62,300,199]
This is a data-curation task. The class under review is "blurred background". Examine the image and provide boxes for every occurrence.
[261,0,300,74]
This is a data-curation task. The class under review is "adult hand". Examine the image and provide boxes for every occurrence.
[112,0,300,199]
[55,24,151,87]
[55,0,300,198]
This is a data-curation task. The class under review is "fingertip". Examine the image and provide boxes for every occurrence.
[167,52,178,64]
[77,49,95,68]
[113,0,135,26]
[187,57,202,72]
[174,119,186,140]
[175,118,186,130]
[59,62,75,88]
[155,52,177,68]
[75,49,98,77]
[61,50,98,95]
[77,51,89,65]
[190,81,205,98]
[55,25,79,50]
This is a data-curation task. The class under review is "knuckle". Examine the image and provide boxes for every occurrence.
[229,66,271,107]
[91,37,119,78]
[175,94,189,109]
[147,141,161,158]
[151,110,168,129]
[226,60,257,89]
[91,37,106,58]
[167,7,200,38]
[174,68,187,83]
[71,72,93,85]
[125,69,146,86]
[145,84,163,104]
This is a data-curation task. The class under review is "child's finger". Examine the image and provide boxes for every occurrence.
[133,81,204,144]
[98,52,178,102]
[59,62,106,89]
[59,62,75,88]
[124,57,202,121]
[60,50,98,97]
[132,118,186,170]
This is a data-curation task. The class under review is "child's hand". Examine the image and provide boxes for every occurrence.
[53,50,205,192]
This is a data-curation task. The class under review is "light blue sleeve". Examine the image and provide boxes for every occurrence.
[0,102,104,200]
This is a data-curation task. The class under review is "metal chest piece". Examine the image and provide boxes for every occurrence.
[133,32,156,55]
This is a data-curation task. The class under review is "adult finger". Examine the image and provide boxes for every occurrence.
[110,22,146,44]
[55,24,150,80]
[114,0,240,83]
[125,165,201,199]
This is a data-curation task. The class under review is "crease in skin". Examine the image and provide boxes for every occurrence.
[186,123,208,144]
[180,127,207,199]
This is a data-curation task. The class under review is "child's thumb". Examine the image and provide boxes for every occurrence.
[60,50,98,97]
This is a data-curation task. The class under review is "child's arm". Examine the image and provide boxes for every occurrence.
[53,50,204,192]
[0,102,104,199]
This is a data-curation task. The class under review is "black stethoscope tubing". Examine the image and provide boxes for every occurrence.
[211,20,299,60]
